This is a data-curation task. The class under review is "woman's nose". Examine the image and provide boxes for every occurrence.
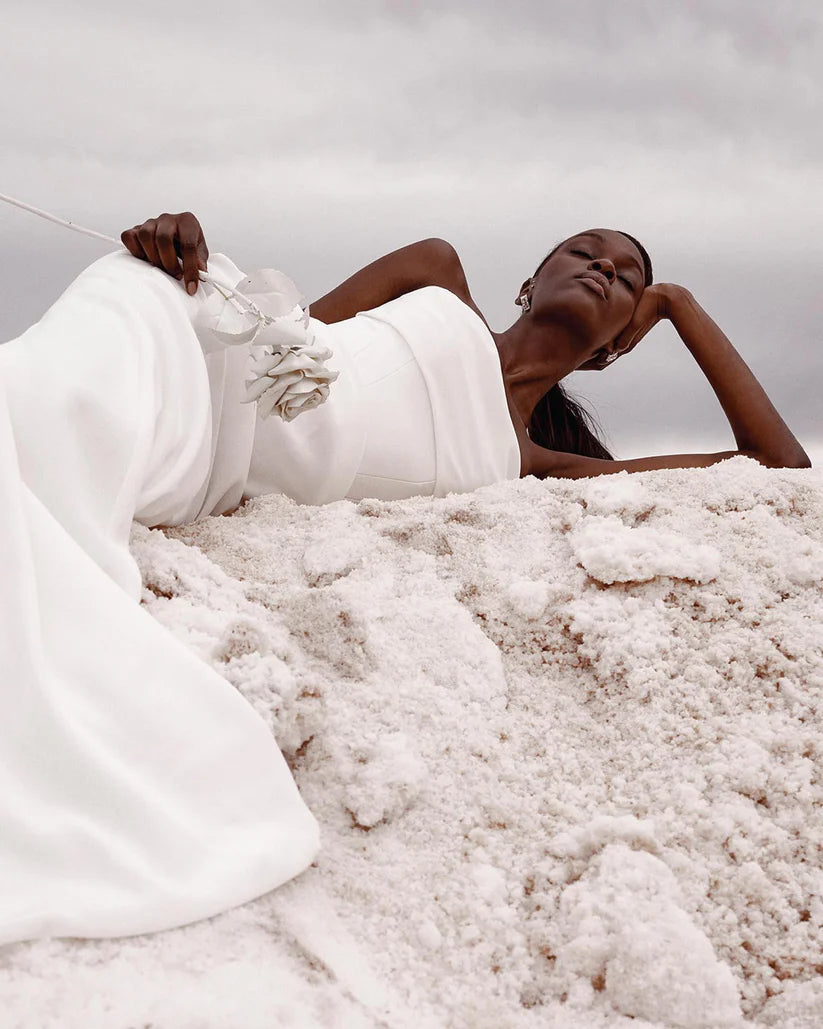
[589,258,615,282]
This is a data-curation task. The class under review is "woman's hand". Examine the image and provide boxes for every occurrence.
[120,212,209,295]
[579,283,680,371]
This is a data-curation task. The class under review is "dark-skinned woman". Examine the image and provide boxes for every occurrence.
[0,210,808,947]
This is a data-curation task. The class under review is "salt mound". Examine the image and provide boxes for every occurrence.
[2,457,821,1029]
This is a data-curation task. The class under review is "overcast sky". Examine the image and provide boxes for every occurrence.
[2,0,821,462]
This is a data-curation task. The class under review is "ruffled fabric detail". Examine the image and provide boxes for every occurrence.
[193,269,338,422]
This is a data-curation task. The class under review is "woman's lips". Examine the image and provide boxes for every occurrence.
[577,275,607,299]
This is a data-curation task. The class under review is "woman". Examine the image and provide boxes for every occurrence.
[0,211,808,948]
[122,212,811,504]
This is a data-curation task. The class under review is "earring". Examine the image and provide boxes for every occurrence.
[604,351,619,363]
[519,293,531,313]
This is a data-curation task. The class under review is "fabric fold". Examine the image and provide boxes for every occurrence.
[0,250,318,945]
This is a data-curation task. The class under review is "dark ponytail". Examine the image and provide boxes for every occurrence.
[527,230,654,461]
[530,382,614,460]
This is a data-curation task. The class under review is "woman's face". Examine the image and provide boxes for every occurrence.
[526,229,646,369]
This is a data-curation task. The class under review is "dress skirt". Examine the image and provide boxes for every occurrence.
[0,251,318,945]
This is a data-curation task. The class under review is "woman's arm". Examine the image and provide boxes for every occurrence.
[309,238,472,323]
[530,284,811,479]
[119,215,472,318]
[664,285,810,467]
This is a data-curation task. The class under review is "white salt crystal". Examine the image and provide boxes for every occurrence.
[506,580,551,620]
[417,920,443,950]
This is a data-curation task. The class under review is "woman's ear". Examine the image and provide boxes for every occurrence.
[515,277,534,308]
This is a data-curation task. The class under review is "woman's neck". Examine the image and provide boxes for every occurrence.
[491,320,578,429]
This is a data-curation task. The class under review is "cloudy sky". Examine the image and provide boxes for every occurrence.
[2,0,821,462]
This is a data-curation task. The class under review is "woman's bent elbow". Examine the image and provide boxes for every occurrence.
[421,237,459,263]
[419,238,469,295]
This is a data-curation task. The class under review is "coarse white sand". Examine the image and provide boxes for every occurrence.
[1,458,821,1029]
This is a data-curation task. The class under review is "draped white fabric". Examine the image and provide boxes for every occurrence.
[0,251,319,945]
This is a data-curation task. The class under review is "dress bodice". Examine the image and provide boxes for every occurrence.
[243,286,520,506]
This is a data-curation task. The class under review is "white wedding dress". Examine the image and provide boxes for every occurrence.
[0,250,519,946]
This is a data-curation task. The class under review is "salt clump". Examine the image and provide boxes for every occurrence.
[579,472,654,518]
[506,579,552,620]
[337,731,427,829]
[552,845,742,1027]
[571,514,721,584]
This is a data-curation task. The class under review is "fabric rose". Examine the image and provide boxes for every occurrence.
[193,268,339,421]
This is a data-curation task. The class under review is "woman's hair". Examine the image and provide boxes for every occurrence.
[529,231,654,461]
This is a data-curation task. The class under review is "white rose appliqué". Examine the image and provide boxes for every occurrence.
[194,268,338,421]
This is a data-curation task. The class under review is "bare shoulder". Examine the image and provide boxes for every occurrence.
[425,239,491,329]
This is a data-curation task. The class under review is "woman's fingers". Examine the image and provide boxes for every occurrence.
[154,213,184,280]
[120,212,209,295]
[174,211,205,295]
[614,323,642,355]
[134,220,163,272]
[120,225,149,263]
[613,287,667,357]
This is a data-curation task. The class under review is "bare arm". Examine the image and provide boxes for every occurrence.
[119,214,473,320]
[531,284,811,479]
[665,286,809,466]
[309,238,473,323]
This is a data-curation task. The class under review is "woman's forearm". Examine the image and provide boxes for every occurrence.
[665,285,811,468]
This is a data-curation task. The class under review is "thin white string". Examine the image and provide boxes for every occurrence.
[0,191,265,317]
[0,191,119,244]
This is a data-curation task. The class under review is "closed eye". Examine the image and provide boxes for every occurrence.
[572,248,636,290]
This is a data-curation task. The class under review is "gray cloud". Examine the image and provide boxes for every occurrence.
[4,2,820,165]
[2,0,821,459]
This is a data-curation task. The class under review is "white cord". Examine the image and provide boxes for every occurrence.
[0,191,119,244]
[0,190,267,316]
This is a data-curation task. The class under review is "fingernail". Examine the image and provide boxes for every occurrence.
[187,281,197,296]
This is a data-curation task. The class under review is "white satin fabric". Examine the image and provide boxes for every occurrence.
[0,250,318,945]
[244,286,521,506]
